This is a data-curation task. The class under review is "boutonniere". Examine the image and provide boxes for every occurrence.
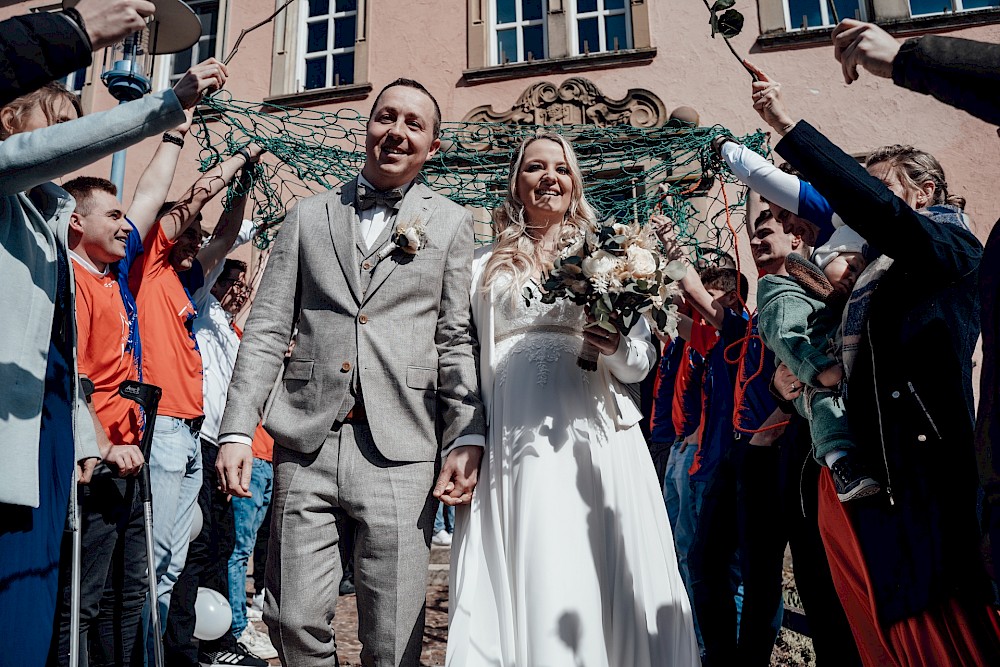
[376,220,428,261]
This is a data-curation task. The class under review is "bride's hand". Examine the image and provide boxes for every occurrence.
[584,314,621,356]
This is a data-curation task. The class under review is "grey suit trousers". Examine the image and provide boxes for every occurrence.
[263,424,437,666]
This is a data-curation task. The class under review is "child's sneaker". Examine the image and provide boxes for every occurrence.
[247,590,265,621]
[830,454,881,502]
[237,624,278,660]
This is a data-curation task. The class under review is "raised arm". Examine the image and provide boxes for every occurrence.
[652,214,726,330]
[196,168,255,280]
[126,111,193,240]
[832,18,1000,126]
[158,144,262,243]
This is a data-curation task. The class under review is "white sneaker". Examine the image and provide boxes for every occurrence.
[247,590,264,621]
[432,529,452,546]
[237,624,278,660]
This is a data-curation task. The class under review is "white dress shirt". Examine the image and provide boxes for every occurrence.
[356,173,413,250]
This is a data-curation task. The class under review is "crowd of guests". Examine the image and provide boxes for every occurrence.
[2,2,1000,666]
[647,19,1000,666]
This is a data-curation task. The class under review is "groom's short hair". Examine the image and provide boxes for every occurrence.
[370,78,442,140]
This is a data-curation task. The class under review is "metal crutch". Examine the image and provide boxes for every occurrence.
[117,380,164,667]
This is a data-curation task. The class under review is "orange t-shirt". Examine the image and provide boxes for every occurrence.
[74,259,141,445]
[251,423,274,463]
[129,223,203,419]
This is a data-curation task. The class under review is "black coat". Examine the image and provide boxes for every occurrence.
[892,35,1000,127]
[0,12,92,107]
[776,121,990,626]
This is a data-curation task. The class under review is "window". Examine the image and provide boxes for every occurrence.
[490,0,547,64]
[908,0,999,16]
[571,0,632,55]
[783,0,866,30]
[300,0,358,90]
[167,0,220,85]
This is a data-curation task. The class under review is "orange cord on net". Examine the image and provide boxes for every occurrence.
[718,184,790,435]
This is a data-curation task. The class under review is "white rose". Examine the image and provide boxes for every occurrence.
[581,250,618,279]
[401,227,422,252]
[625,245,658,279]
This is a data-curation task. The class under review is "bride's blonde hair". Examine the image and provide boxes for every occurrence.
[481,132,598,300]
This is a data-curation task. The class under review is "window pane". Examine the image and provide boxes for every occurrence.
[523,0,544,21]
[605,13,627,50]
[203,34,217,60]
[307,21,328,53]
[305,57,326,89]
[963,0,1000,8]
[332,52,354,85]
[497,0,516,24]
[605,0,626,9]
[577,17,599,53]
[336,0,358,11]
[497,28,517,63]
[908,0,950,13]
[523,24,544,60]
[787,0,823,28]
[830,0,863,21]
[577,0,598,13]
[334,15,356,48]
[173,49,192,74]
[309,0,330,17]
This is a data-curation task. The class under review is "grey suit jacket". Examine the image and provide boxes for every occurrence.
[219,178,486,461]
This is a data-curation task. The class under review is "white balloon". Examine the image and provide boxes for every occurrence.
[193,587,232,641]
[190,504,203,542]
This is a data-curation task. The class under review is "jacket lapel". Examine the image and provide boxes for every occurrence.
[363,182,433,304]
[328,179,363,305]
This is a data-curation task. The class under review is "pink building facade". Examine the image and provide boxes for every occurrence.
[5,0,1000,234]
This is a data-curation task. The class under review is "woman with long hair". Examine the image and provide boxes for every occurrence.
[447,132,699,666]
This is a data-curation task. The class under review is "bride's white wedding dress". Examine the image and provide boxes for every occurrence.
[447,255,699,667]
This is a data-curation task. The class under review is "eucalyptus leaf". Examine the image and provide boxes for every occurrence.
[711,0,736,9]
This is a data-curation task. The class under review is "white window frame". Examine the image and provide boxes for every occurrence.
[782,0,868,30]
[297,0,359,91]
[908,0,999,17]
[569,0,633,56]
[489,0,548,65]
[154,0,223,91]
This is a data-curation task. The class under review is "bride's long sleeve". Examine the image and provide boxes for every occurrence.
[602,317,656,384]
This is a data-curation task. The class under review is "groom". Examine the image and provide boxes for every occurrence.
[216,78,486,666]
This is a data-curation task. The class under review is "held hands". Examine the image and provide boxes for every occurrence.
[74,0,156,51]
[216,442,254,498]
[434,445,483,506]
[172,58,229,109]
[832,19,900,85]
[744,61,797,135]
[650,214,686,264]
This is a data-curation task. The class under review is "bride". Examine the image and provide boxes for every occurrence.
[447,132,699,666]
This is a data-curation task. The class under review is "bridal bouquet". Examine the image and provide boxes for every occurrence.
[534,220,680,371]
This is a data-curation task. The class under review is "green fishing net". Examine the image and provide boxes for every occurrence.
[194,91,769,264]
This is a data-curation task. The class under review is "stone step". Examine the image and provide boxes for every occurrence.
[429,544,451,564]
[428,563,449,586]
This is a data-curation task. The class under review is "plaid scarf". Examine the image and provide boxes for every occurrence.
[841,204,971,378]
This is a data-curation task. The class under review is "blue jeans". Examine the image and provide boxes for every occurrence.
[663,441,701,647]
[146,416,202,635]
[228,458,274,638]
[434,502,454,534]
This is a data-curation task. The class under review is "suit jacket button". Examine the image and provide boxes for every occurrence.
[362,261,372,271]
[359,314,368,324]
[341,362,352,372]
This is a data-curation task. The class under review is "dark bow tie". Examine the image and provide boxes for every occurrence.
[356,183,404,211]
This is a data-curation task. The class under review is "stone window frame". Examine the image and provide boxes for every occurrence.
[758,0,1000,49]
[780,0,869,31]
[465,0,655,84]
[267,0,372,108]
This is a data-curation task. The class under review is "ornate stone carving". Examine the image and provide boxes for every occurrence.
[463,77,667,129]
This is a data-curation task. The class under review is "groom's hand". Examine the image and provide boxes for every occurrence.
[434,445,483,506]
[217,442,254,498]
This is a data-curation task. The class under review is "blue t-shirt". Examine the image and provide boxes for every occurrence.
[723,308,779,435]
